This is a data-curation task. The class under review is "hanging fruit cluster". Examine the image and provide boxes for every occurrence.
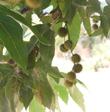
[64,53,83,87]
[57,25,83,88]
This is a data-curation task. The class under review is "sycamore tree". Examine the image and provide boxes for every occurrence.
[0,0,110,112]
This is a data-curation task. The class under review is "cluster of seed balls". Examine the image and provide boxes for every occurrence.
[58,27,83,88]
[64,54,82,87]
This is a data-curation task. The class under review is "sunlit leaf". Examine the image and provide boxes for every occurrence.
[79,8,91,35]
[67,12,81,49]
[69,86,85,112]
[29,97,45,112]
[55,85,68,103]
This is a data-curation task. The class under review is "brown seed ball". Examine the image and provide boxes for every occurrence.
[92,24,98,30]
[60,44,68,52]
[8,59,15,65]
[8,59,17,67]
[25,0,42,9]
[64,40,72,50]
[58,27,68,37]
[50,8,62,20]
[20,7,31,14]
[73,64,83,73]
[64,80,73,87]
[71,54,81,63]
[65,72,76,82]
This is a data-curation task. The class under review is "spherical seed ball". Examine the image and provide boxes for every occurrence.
[73,64,83,73]
[58,27,68,37]
[65,72,76,82]
[8,59,17,67]
[25,0,42,9]
[64,80,73,87]
[8,59,15,65]
[51,8,62,20]
[60,44,68,52]
[71,54,81,63]
[92,24,98,30]
[64,40,72,50]
[8,0,21,4]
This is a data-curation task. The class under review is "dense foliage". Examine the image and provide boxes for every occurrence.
[0,0,110,112]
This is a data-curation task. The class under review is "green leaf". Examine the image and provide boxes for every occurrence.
[48,66,63,78]
[0,64,15,88]
[55,85,68,103]
[67,12,81,49]
[40,0,51,9]
[39,43,55,65]
[0,5,54,46]
[40,15,52,24]
[27,50,36,69]
[53,22,62,34]
[103,6,110,23]
[83,17,91,35]
[25,11,32,25]
[32,24,55,46]
[25,36,38,55]
[36,77,55,108]
[0,64,14,76]
[48,76,68,104]
[0,15,27,69]
[100,15,110,37]
[50,0,58,8]
[37,25,55,64]
[69,86,85,112]
[76,79,88,89]
[59,0,71,17]
[87,0,101,14]
[0,5,29,26]
[26,36,39,69]
[59,0,76,22]
[29,97,45,112]
[35,60,55,108]
[19,84,33,109]
[20,73,34,89]
[101,6,110,36]
[79,8,91,35]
